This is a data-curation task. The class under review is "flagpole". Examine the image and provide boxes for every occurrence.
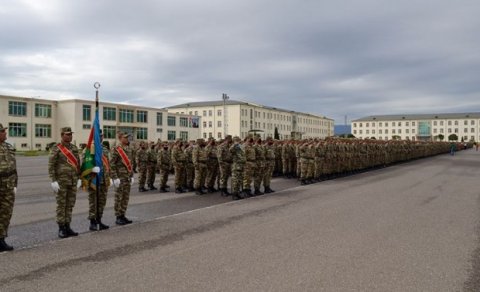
[94,82,101,225]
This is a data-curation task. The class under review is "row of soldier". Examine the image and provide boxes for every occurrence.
[0,121,470,251]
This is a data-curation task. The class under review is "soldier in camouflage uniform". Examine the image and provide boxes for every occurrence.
[263,137,276,193]
[157,142,171,192]
[86,130,111,231]
[217,135,233,196]
[229,136,245,200]
[110,132,134,225]
[242,137,256,197]
[184,141,195,192]
[205,138,219,193]
[253,137,266,195]
[136,141,148,192]
[171,139,187,193]
[146,142,158,190]
[48,127,82,238]
[0,123,17,251]
[192,138,208,195]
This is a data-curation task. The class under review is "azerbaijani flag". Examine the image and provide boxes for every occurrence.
[80,108,103,189]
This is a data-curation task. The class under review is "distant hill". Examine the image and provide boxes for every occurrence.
[334,125,351,135]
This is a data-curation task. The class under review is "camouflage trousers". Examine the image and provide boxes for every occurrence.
[205,160,218,188]
[56,181,77,225]
[282,158,292,175]
[300,158,314,180]
[242,161,256,190]
[174,163,186,189]
[194,163,207,189]
[296,159,302,178]
[137,164,147,188]
[146,163,156,186]
[114,177,131,217]
[263,161,275,188]
[88,183,108,220]
[185,163,194,188]
[231,163,244,194]
[218,162,231,189]
[314,158,323,179]
[0,176,15,237]
[253,161,265,190]
[158,166,170,188]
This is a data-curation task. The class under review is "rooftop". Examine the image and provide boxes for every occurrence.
[353,112,480,122]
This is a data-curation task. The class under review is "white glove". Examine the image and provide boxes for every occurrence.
[92,166,101,173]
[130,177,135,185]
[77,179,82,189]
[109,178,113,188]
[113,178,121,188]
[14,187,17,195]
[51,181,60,193]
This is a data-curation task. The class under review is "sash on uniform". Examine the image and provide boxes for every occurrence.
[102,154,110,172]
[57,143,79,172]
[116,146,132,173]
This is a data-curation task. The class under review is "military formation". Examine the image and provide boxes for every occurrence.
[0,121,472,252]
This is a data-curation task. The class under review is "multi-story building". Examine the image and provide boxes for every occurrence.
[351,113,480,141]
[0,95,201,150]
[166,100,334,140]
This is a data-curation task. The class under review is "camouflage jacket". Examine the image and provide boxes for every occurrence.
[0,142,17,186]
[48,142,81,183]
[110,144,134,180]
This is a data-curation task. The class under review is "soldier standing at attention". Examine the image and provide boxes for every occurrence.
[242,137,256,197]
[253,137,266,195]
[136,141,148,192]
[229,136,245,200]
[87,130,110,231]
[171,139,187,193]
[49,127,82,238]
[217,135,233,196]
[205,138,219,193]
[157,142,171,192]
[263,137,276,193]
[192,138,208,195]
[0,123,17,251]
[110,132,134,225]
[184,140,195,192]
[146,141,158,190]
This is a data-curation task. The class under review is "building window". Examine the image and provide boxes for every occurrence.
[406,129,410,134]
[406,122,410,126]
[471,128,475,133]
[209,132,213,138]
[353,130,357,135]
[218,121,222,127]
[167,130,176,140]
[156,128,163,133]
[217,110,222,116]
[398,129,402,134]
[379,122,382,127]
[180,117,188,127]
[8,101,27,116]
[203,110,207,117]
[167,116,176,126]
[471,120,475,125]
[83,124,91,129]
[103,107,116,121]
[385,122,389,127]
[180,131,188,141]
[464,128,468,133]
[35,104,52,118]
[217,132,222,138]
[8,123,27,137]
[398,122,401,127]
[137,110,148,123]
[366,123,369,127]
[440,121,444,126]
[440,128,444,133]
[35,124,51,138]
[385,129,389,134]
[454,128,458,133]
[208,110,212,116]
[454,121,458,126]
[103,126,116,139]
[119,109,134,123]
[83,105,91,121]
[208,121,212,128]
[194,111,198,116]
[412,122,415,126]
[448,121,452,126]
[157,112,163,126]
[136,127,148,140]
[464,120,468,125]
[379,129,382,134]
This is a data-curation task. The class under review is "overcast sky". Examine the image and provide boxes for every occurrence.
[1,0,479,123]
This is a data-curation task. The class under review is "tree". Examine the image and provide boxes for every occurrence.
[448,134,458,141]
[392,135,401,140]
[274,127,280,140]
[438,134,444,141]
[347,134,356,138]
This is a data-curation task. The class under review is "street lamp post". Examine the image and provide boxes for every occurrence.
[222,93,229,138]
[30,96,41,150]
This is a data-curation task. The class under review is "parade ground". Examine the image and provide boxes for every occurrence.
[1,150,480,291]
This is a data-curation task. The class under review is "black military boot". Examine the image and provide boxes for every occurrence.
[139,186,148,192]
[98,218,109,230]
[243,189,252,197]
[0,238,13,252]
[89,219,98,231]
[264,186,274,194]
[65,224,79,237]
[58,225,68,238]
[159,186,168,193]
[175,187,184,193]
[116,216,127,225]
[221,188,231,197]
[122,215,133,224]
[254,188,264,196]
[195,188,204,195]
[149,184,158,191]
[232,192,243,200]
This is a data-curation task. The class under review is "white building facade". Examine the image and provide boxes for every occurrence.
[1,95,201,150]
[351,113,480,141]
[167,100,334,140]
